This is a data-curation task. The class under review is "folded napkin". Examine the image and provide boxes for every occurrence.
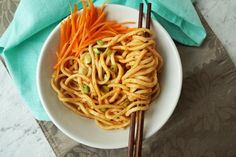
[0,0,206,120]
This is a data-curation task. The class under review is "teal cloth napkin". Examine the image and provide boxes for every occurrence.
[0,0,206,120]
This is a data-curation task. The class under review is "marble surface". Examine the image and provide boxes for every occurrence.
[0,0,235,157]
[196,0,236,65]
[0,61,56,157]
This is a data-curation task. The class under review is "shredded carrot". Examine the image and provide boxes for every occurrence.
[54,1,134,69]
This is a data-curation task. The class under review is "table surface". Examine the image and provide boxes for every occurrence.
[0,0,235,157]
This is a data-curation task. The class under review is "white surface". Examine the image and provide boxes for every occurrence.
[0,61,56,157]
[196,0,236,65]
[37,4,182,149]
[0,0,236,156]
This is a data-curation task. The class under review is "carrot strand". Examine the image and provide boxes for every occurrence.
[54,1,133,69]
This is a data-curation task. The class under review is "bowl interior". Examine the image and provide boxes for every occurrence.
[37,4,182,149]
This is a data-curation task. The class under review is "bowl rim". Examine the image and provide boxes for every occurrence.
[36,4,183,149]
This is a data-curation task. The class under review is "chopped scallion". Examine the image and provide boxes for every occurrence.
[81,84,90,94]
[101,85,110,93]
[110,64,117,73]
[93,47,101,54]
[96,40,105,46]
[84,53,91,64]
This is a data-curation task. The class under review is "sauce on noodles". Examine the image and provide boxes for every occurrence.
[51,1,163,130]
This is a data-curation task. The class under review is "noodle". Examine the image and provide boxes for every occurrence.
[51,28,163,130]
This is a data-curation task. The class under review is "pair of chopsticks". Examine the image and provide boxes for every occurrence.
[128,3,152,157]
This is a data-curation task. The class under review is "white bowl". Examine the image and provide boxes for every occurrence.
[37,4,182,149]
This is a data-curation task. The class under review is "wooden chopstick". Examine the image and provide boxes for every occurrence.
[146,3,152,30]
[128,3,143,157]
[135,3,152,157]
[128,3,152,157]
